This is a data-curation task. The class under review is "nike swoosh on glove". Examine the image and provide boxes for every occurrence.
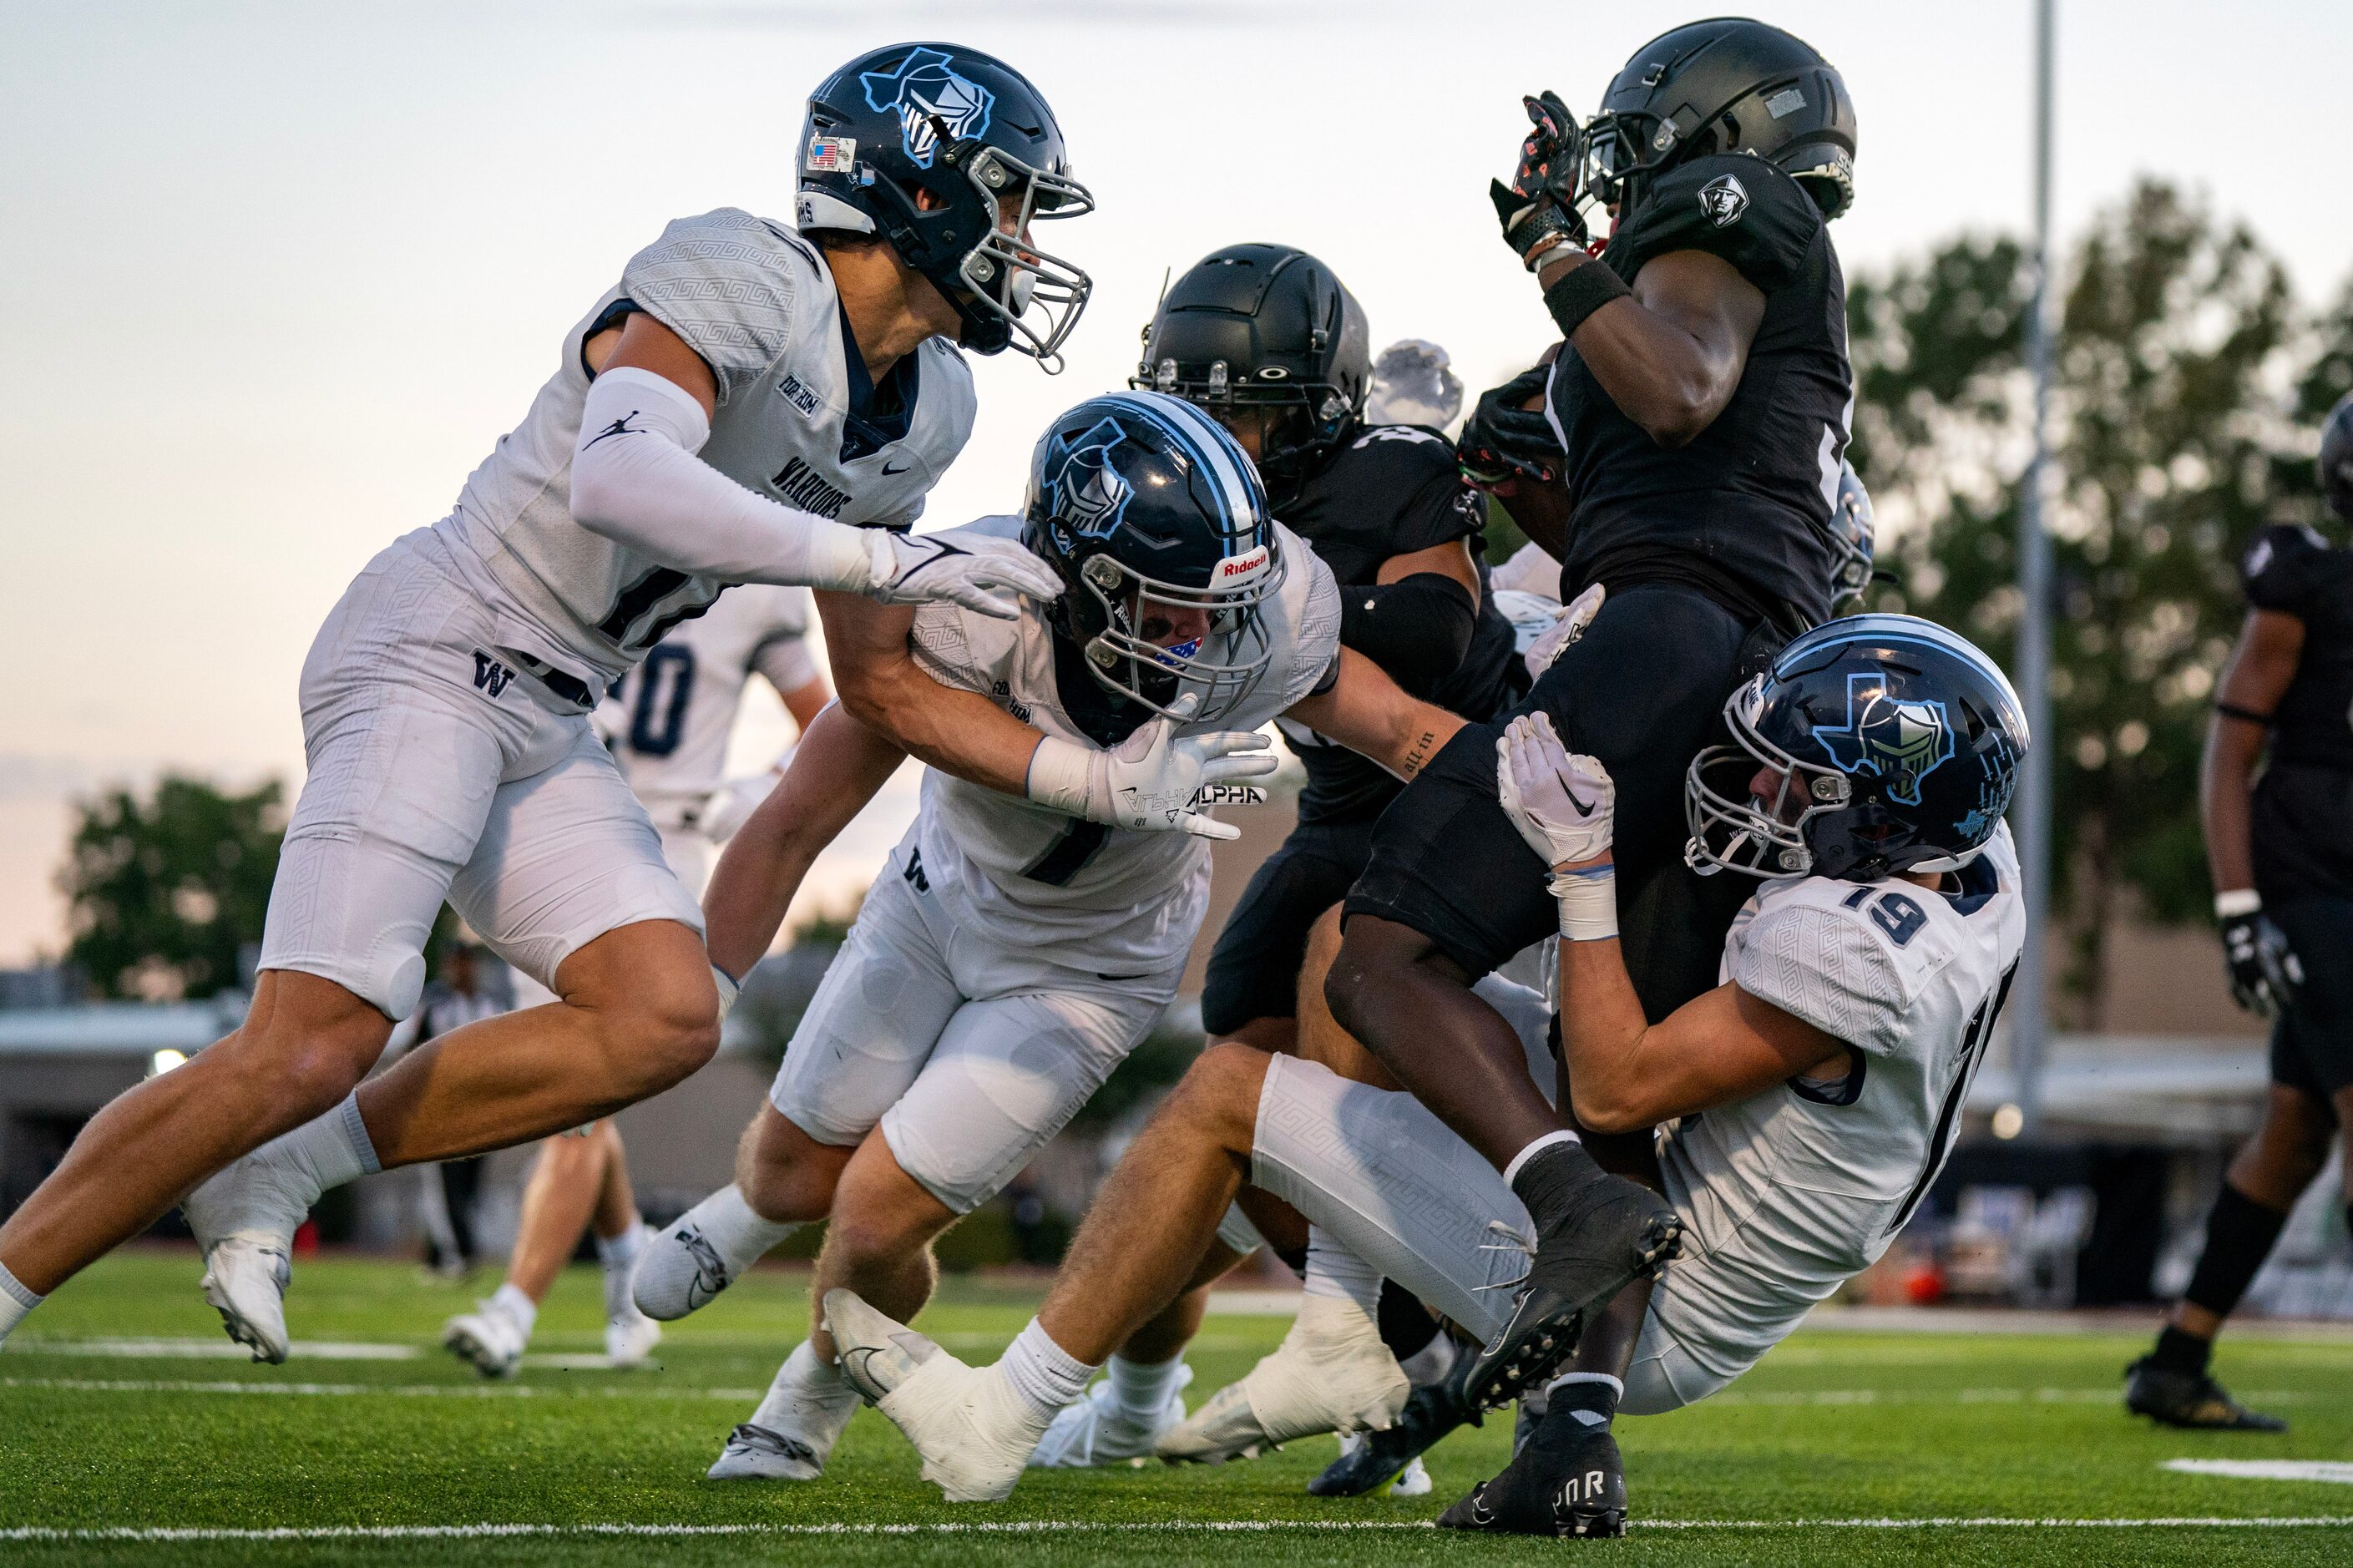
[866,533,1064,620]
[1496,711,1613,867]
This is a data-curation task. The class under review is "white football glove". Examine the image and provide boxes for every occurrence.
[1027,693,1278,841]
[697,764,784,845]
[1496,711,1618,940]
[863,532,1063,620]
[1522,581,1604,680]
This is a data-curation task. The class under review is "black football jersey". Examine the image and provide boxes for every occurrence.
[1279,424,1519,823]
[1545,153,1850,630]
[2242,524,2353,771]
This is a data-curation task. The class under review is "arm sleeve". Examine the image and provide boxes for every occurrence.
[618,211,805,407]
[2241,524,2325,616]
[1609,156,1822,295]
[1728,903,1911,1058]
[1338,573,1477,695]
[569,367,878,592]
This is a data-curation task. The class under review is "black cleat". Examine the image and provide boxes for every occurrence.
[1465,1142,1681,1410]
[2124,1355,2287,1432]
[1438,1388,1627,1538]
[1308,1344,1478,1497]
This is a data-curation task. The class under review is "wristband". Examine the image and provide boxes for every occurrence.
[1025,735,1098,818]
[1541,258,1633,340]
[1548,863,1619,941]
[2214,889,2263,920]
[2214,701,2274,726]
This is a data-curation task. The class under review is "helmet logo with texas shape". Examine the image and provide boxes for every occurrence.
[859,46,994,169]
[1813,673,1956,806]
[1042,416,1132,539]
[1699,171,1750,227]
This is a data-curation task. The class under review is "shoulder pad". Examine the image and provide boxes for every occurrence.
[1257,529,1344,719]
[2241,523,2328,615]
[1607,154,1822,295]
[620,210,817,406]
[1730,877,1956,1057]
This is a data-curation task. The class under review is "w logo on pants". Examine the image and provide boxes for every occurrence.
[473,651,514,699]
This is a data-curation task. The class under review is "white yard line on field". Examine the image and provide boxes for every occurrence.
[7,1338,420,1360]
[3,1519,2352,1543]
[0,1378,763,1399]
[2165,1460,2353,1486]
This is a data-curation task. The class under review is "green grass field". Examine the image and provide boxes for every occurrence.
[3,1250,2349,1566]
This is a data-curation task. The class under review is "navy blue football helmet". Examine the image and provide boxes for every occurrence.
[1686,615,2027,881]
[798,43,1094,367]
[2322,392,2353,523]
[1022,392,1283,723]
[1828,459,1875,610]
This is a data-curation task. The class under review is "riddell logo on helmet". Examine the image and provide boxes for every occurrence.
[1217,545,1272,584]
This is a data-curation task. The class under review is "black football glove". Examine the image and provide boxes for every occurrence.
[1490,91,1589,266]
[2220,903,2304,1019]
[1459,367,1563,488]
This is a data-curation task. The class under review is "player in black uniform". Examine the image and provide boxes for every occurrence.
[2126,392,2353,1432]
[1323,17,1861,1480]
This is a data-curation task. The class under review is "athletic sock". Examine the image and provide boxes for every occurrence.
[2148,1324,2213,1377]
[1503,1130,1583,1192]
[999,1318,1097,1422]
[1377,1277,1442,1366]
[700,1185,799,1271]
[492,1282,539,1339]
[2181,1182,2291,1320]
[595,1223,645,1273]
[270,1092,383,1194]
[749,1338,859,1438]
[1397,1328,1457,1389]
[1105,1353,1183,1421]
[0,1261,43,1343]
[1542,1371,1623,1426]
[1301,1227,1383,1317]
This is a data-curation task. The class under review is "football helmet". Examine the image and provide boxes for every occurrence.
[2321,392,2353,523]
[1828,459,1875,610]
[798,43,1094,367]
[1686,615,2027,881]
[1021,391,1284,723]
[1586,18,1858,221]
[1134,244,1370,503]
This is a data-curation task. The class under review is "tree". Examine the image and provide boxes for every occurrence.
[1851,180,2340,1028]
[60,775,286,1001]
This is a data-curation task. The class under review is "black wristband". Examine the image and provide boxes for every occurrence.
[2214,701,2275,726]
[1541,257,1632,339]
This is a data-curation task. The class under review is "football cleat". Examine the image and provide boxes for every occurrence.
[707,1341,861,1481]
[184,1146,318,1365]
[707,1423,826,1482]
[1439,1388,1627,1538]
[605,1303,661,1368]
[1465,1144,1680,1410]
[1308,1343,1476,1497]
[1030,1363,1194,1468]
[824,1288,1052,1503]
[633,1202,751,1322]
[1155,1296,1409,1464]
[2123,1355,2288,1432]
[442,1297,528,1378]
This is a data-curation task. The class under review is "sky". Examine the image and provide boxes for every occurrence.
[3,0,2350,966]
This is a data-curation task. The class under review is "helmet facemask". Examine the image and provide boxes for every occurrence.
[939,132,1094,371]
[1066,539,1284,725]
[1684,675,1850,879]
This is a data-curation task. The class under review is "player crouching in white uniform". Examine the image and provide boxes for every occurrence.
[629,392,1474,1486]
[0,40,1091,1357]
[440,587,828,1377]
[825,615,2028,1512]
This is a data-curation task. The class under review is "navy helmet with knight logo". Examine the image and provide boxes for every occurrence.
[1686,615,2027,882]
[1022,392,1283,724]
[798,43,1094,367]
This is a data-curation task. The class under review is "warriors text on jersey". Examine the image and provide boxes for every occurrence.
[1652,824,2023,1379]
[2242,523,2353,900]
[429,209,976,694]
[594,584,816,828]
[1546,154,1852,630]
[907,518,1343,974]
[1273,424,1519,823]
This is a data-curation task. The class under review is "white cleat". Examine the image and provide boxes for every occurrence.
[1155,1296,1409,1464]
[1030,1364,1194,1468]
[183,1147,316,1366]
[605,1305,661,1368]
[442,1297,529,1378]
[707,1423,826,1481]
[632,1188,782,1322]
[824,1288,1050,1504]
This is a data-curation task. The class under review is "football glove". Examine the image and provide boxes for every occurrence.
[1026,692,1277,841]
[865,532,1063,620]
[1458,367,1563,489]
[1523,583,1604,680]
[2219,898,2303,1018]
[1490,91,1589,266]
[1498,712,1616,940]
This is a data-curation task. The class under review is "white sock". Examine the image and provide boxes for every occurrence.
[1301,1227,1382,1317]
[1501,1129,1581,1190]
[596,1223,645,1272]
[0,1261,43,1343]
[749,1338,860,1435]
[269,1092,383,1193]
[1106,1353,1183,1419]
[1399,1330,1457,1389]
[700,1185,798,1271]
[492,1282,539,1338]
[999,1317,1097,1422]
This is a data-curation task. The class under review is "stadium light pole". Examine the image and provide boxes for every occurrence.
[2011,0,2058,1135]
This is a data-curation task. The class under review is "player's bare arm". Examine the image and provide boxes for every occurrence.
[1281,648,1466,783]
[2202,607,2301,897]
[816,591,1055,798]
[1536,245,1764,448]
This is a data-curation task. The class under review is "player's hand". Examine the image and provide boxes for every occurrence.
[1523,583,1604,680]
[1497,711,1613,868]
[2220,903,2303,1018]
[1459,367,1562,490]
[866,532,1063,620]
[698,766,783,845]
[1100,692,1277,840]
[1490,91,1588,266]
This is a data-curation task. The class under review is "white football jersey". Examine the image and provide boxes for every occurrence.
[904,517,1343,974]
[593,584,817,827]
[428,209,975,691]
[1650,824,2025,1379]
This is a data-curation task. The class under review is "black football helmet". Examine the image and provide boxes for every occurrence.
[1133,244,1370,503]
[1828,459,1875,610]
[1687,615,2027,882]
[2322,392,2353,523]
[1022,392,1284,722]
[1586,18,1858,221]
[798,43,1094,367]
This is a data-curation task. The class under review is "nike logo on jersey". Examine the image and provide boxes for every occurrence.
[882,460,911,476]
[583,413,642,448]
[771,456,853,519]
[472,651,515,698]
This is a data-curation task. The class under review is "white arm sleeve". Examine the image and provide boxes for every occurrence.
[570,367,883,593]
